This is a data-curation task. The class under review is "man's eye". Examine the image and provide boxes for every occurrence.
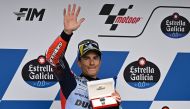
[94,56,100,60]
[84,58,88,60]
[82,57,89,60]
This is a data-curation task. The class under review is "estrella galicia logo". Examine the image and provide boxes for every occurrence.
[13,8,45,21]
[22,55,57,88]
[99,4,142,31]
[123,57,160,89]
[161,12,190,38]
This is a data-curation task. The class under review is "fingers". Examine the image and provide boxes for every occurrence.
[63,8,66,16]
[75,6,81,17]
[78,18,85,25]
[112,90,121,103]
[71,4,76,15]
[112,90,120,96]
[112,94,121,103]
[64,4,80,16]
[68,4,71,16]
[63,4,85,31]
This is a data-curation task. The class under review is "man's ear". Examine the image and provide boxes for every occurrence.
[77,60,81,68]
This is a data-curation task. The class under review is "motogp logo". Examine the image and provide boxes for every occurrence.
[99,4,142,31]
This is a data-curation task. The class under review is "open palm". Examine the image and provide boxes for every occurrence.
[64,4,85,34]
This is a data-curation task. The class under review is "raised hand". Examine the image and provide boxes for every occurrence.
[63,4,85,35]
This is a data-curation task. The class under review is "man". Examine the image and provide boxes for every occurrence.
[46,4,121,109]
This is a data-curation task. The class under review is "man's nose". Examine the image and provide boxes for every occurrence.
[90,59,95,65]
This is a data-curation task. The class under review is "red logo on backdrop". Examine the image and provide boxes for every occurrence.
[99,4,142,31]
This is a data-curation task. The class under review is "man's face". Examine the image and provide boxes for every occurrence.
[78,51,101,78]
